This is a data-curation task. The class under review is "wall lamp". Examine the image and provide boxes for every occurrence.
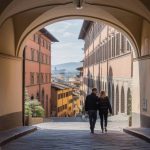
[73,0,84,9]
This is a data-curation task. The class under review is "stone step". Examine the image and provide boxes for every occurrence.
[123,128,150,143]
[0,126,37,146]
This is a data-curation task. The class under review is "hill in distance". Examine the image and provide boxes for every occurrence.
[52,62,83,72]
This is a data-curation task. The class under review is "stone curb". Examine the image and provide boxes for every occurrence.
[123,128,150,143]
[0,126,37,146]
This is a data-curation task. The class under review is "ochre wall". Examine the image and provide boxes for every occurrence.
[0,55,22,130]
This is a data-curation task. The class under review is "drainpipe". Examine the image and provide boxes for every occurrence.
[39,34,41,103]
[22,47,26,126]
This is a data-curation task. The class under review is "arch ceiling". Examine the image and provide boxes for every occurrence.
[0,0,149,57]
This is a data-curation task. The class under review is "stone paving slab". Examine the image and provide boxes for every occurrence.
[123,128,150,143]
[2,129,150,150]
[0,126,37,146]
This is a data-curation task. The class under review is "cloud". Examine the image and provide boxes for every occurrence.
[63,32,75,38]
[45,19,84,65]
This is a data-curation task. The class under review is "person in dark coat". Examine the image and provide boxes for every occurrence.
[98,91,112,133]
[85,88,99,133]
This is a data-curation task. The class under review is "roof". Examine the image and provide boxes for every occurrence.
[51,82,72,90]
[78,20,93,40]
[40,28,59,42]
[76,66,83,71]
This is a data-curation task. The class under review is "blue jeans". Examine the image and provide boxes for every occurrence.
[88,110,97,131]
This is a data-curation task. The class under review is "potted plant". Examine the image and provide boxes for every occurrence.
[24,89,45,125]
[30,99,45,125]
[24,89,32,125]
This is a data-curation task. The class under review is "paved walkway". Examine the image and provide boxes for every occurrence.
[2,118,150,150]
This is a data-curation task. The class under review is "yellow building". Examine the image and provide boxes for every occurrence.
[51,82,73,117]
[72,92,81,116]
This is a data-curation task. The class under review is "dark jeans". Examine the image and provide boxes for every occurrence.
[88,110,97,131]
[99,112,108,130]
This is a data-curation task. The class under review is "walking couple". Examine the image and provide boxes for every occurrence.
[85,88,112,134]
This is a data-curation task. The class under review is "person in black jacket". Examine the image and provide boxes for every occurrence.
[85,88,99,133]
[98,91,112,133]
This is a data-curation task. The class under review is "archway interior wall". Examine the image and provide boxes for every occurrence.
[16,4,140,57]
[0,56,22,130]
[0,18,15,56]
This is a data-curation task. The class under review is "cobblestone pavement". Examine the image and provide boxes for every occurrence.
[2,118,150,150]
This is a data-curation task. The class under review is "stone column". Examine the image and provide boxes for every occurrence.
[113,82,117,115]
[0,54,23,130]
[118,81,121,114]
[132,60,141,127]
[124,82,128,115]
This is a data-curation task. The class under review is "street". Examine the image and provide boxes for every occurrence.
[2,117,150,150]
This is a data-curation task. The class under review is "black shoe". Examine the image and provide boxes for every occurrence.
[101,129,104,133]
[90,128,94,134]
[105,128,107,132]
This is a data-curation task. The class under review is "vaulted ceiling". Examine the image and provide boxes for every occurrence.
[0,0,149,57]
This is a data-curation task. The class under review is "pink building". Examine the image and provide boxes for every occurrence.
[25,28,58,117]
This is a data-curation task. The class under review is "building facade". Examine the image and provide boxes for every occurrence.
[51,82,73,117]
[25,28,58,117]
[51,82,81,117]
[79,21,133,116]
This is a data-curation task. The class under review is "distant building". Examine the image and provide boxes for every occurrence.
[51,82,73,117]
[76,66,84,109]
[25,28,58,117]
[79,21,133,116]
[51,82,81,117]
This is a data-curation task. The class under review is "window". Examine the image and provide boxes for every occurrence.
[48,43,51,51]
[30,72,34,85]
[40,53,44,63]
[45,74,48,83]
[121,34,125,53]
[41,38,44,46]
[36,92,39,100]
[40,73,44,83]
[31,48,34,61]
[44,40,46,48]
[116,33,120,55]
[127,40,131,51]
[66,92,68,97]
[49,73,51,82]
[33,34,36,42]
[112,36,115,57]
[108,39,111,58]
[37,51,40,62]
[34,34,39,43]
[45,55,48,64]
[37,73,40,84]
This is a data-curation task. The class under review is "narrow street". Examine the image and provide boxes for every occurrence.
[2,117,150,150]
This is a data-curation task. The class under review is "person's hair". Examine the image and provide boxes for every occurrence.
[92,88,97,92]
[100,90,106,97]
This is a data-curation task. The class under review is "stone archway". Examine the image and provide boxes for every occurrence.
[0,0,150,129]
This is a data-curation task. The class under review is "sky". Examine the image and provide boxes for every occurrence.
[45,19,84,65]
